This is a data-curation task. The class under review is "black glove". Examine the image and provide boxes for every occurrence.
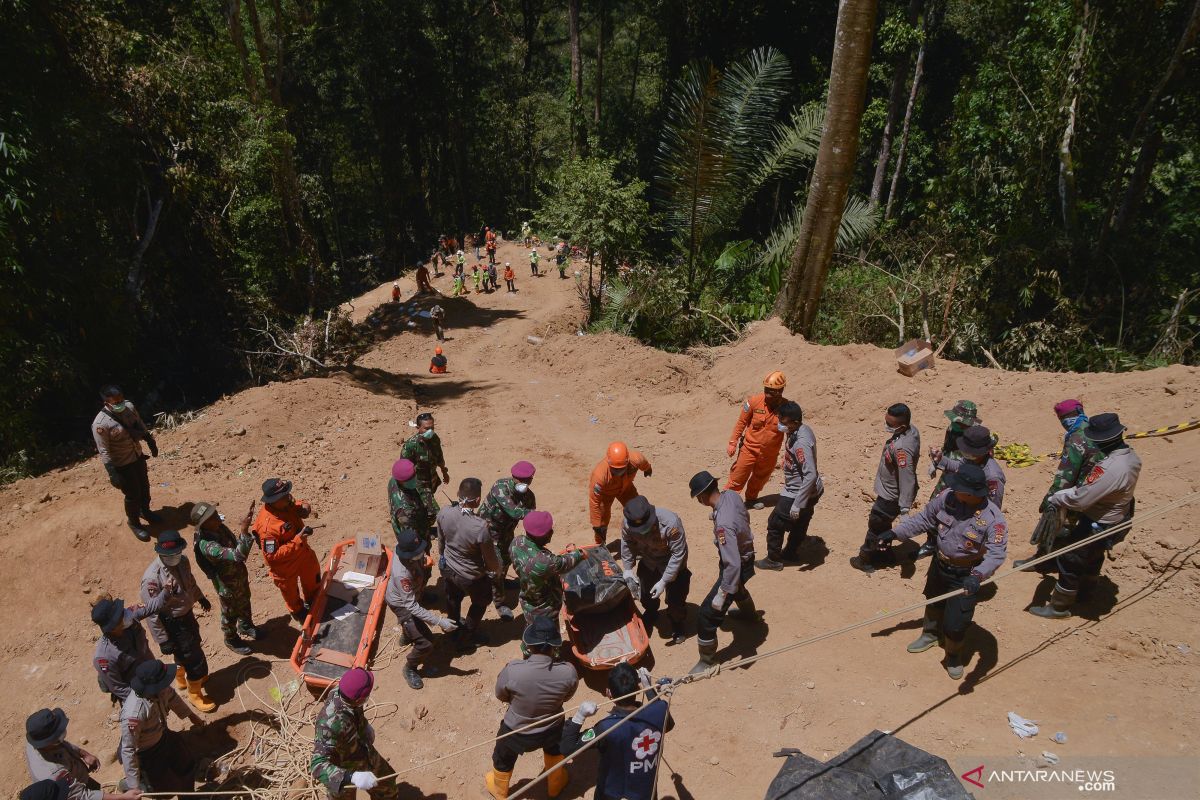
[874,531,895,547]
[1031,508,1064,549]
[104,463,123,490]
[159,639,175,655]
[198,597,212,612]
[962,573,981,596]
[146,435,159,458]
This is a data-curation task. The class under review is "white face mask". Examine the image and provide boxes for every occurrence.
[514,483,529,494]
[160,554,182,567]
[885,425,897,433]
[776,423,789,433]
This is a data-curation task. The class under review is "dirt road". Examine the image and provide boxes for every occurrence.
[2,240,1198,798]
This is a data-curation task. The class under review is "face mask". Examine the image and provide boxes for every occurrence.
[514,483,529,494]
[1060,414,1080,431]
[777,423,789,433]
[109,402,128,413]
[884,425,897,434]
[160,554,182,567]
[421,428,435,439]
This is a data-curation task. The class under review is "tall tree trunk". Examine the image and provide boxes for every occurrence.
[629,21,642,106]
[568,0,583,154]
[594,0,608,126]
[868,0,923,211]
[1058,3,1091,259]
[226,0,261,103]
[883,34,925,222]
[1098,0,1200,251]
[244,0,280,104]
[774,0,880,335]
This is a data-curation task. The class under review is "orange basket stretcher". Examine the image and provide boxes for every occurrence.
[560,544,651,671]
[290,538,392,690]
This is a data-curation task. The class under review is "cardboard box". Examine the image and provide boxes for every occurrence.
[895,338,935,377]
[351,532,384,575]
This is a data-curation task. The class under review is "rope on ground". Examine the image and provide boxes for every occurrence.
[996,419,1199,468]
[140,491,1199,798]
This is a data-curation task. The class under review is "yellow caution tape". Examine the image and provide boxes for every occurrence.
[994,419,1199,468]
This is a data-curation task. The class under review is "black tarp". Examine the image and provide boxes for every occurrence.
[764,730,974,800]
[561,545,630,615]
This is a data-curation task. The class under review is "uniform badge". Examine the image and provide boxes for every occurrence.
[593,484,603,495]
[795,448,805,464]
[400,579,413,593]
[666,527,681,540]
[896,451,908,468]
[742,401,751,412]
[1086,465,1105,484]
[716,528,727,546]
[264,539,277,555]
[991,523,1007,544]
[146,582,161,598]
[972,516,988,530]
[633,729,662,759]
[97,659,109,672]
[581,728,596,743]
[987,480,999,496]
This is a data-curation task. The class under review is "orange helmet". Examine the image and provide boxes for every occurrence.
[764,370,787,390]
[434,346,443,355]
[606,441,629,469]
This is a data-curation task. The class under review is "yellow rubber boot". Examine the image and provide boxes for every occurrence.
[484,769,512,799]
[544,754,568,798]
[175,666,186,690]
[186,679,217,713]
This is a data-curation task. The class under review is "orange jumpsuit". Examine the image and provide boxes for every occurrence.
[588,450,652,528]
[726,393,788,500]
[252,501,321,613]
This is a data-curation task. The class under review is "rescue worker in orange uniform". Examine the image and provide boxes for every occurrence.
[588,442,652,545]
[429,347,448,374]
[726,371,790,509]
[252,478,322,624]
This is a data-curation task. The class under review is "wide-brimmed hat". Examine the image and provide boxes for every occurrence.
[261,478,292,503]
[943,400,980,427]
[1085,412,1126,443]
[25,708,68,748]
[956,425,993,458]
[131,660,177,697]
[394,527,428,560]
[154,530,187,557]
[91,597,125,634]
[190,501,218,527]
[945,462,988,498]
[688,470,718,498]
[623,496,657,535]
[521,615,563,648]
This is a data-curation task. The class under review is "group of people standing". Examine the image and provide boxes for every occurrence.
[33,345,1144,800]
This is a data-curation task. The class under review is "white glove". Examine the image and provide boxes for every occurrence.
[637,667,653,689]
[437,618,459,632]
[1047,490,1070,508]
[649,580,667,599]
[712,588,728,610]
[571,700,599,724]
[622,570,641,595]
[350,771,378,790]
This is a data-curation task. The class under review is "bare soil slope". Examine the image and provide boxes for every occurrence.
[3,240,1198,799]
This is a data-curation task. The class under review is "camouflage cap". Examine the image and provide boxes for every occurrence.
[943,400,980,427]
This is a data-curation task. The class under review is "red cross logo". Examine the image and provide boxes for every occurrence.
[632,729,661,760]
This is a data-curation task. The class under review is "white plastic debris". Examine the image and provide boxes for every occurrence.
[1007,711,1039,739]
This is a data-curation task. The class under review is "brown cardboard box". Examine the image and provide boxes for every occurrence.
[352,532,384,575]
[895,339,935,377]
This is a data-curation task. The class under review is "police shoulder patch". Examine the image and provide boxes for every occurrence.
[666,527,681,540]
[400,579,413,593]
[97,658,109,672]
[716,528,727,546]
[794,447,805,463]
[1086,465,1105,484]
[991,523,1007,544]
[896,450,908,468]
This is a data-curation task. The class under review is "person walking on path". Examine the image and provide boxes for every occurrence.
[725,371,789,508]
[93,385,160,541]
[503,263,516,292]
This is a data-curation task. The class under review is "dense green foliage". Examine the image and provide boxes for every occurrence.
[2,0,1197,470]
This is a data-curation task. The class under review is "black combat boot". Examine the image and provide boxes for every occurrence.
[224,633,252,655]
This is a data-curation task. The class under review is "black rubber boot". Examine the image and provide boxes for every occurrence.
[915,537,936,559]
[224,634,252,656]
[238,623,263,640]
[1028,585,1077,619]
[755,557,784,571]
[689,640,717,675]
[128,521,151,542]
[403,664,424,690]
[729,595,759,622]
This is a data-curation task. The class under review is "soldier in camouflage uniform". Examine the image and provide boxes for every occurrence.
[479,461,538,619]
[918,400,981,558]
[1014,399,1105,570]
[400,413,450,510]
[510,511,584,653]
[388,459,436,547]
[310,668,398,800]
[190,500,260,655]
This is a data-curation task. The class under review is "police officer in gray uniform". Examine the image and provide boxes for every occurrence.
[880,463,1007,679]
[759,401,823,570]
[91,596,161,704]
[930,425,1006,508]
[1029,413,1140,620]
[688,470,756,674]
[854,403,920,573]
[620,496,690,645]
